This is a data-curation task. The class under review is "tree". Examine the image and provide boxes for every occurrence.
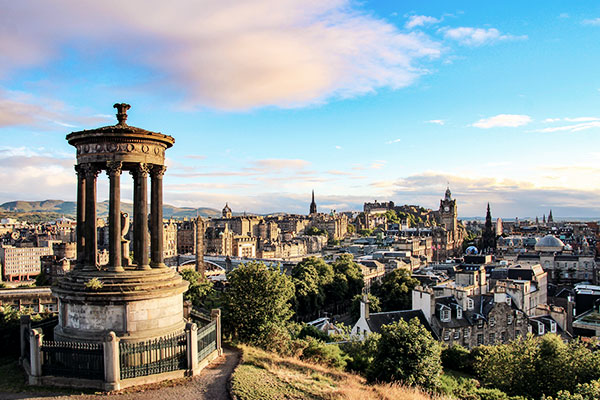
[383,209,399,224]
[350,293,381,321]
[305,226,327,236]
[367,317,442,389]
[292,257,333,319]
[371,268,419,311]
[180,269,213,307]
[223,261,295,347]
[327,254,364,304]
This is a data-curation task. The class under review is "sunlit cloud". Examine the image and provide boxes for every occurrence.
[386,138,402,144]
[426,119,445,125]
[405,15,440,29]
[0,0,442,110]
[442,27,527,46]
[533,121,600,133]
[582,18,600,26]
[472,114,531,128]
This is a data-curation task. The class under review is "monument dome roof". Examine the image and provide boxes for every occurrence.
[535,234,565,251]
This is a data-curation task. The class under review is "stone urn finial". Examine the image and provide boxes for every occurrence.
[113,103,131,126]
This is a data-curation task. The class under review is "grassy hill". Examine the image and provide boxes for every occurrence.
[0,200,222,219]
[231,345,447,400]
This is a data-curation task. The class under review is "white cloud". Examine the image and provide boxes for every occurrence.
[442,27,526,46]
[533,121,600,133]
[335,145,342,150]
[564,117,600,122]
[0,0,442,110]
[472,114,532,129]
[405,15,440,29]
[582,18,600,26]
[386,138,402,144]
[543,118,561,123]
[426,119,445,125]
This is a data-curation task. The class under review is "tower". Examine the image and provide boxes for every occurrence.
[309,190,317,215]
[548,209,554,223]
[439,186,457,233]
[481,203,496,253]
[195,216,205,275]
[222,203,232,218]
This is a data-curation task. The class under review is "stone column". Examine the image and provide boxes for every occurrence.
[211,309,222,356]
[82,163,99,271]
[29,328,43,385]
[107,161,124,272]
[74,165,86,270]
[133,163,150,270]
[103,331,120,391]
[150,165,167,268]
[195,216,205,275]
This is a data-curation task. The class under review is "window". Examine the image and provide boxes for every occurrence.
[441,308,450,322]
[489,333,496,344]
[538,322,545,335]
[454,330,460,340]
[477,319,484,329]
[464,328,470,338]
[489,316,496,327]
[550,321,557,333]
[501,331,506,342]
[507,315,514,325]
[477,334,484,345]
[444,331,450,341]
[515,330,521,338]
[467,298,474,310]
[457,307,463,319]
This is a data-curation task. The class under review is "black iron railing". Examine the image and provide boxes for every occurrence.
[119,331,187,380]
[41,341,104,379]
[197,321,217,362]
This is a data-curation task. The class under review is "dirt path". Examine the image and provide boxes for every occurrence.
[0,347,240,400]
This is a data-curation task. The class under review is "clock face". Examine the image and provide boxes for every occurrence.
[444,206,449,212]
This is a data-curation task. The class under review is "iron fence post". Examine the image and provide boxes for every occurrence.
[29,328,43,385]
[211,309,222,356]
[186,322,199,375]
[103,331,121,391]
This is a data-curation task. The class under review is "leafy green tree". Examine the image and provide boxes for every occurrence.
[292,257,333,319]
[34,271,51,286]
[300,336,347,369]
[371,268,419,311]
[305,226,327,236]
[350,293,381,322]
[223,261,295,347]
[545,379,600,400]
[474,334,600,399]
[383,209,399,224]
[343,333,380,374]
[347,224,355,234]
[367,317,442,389]
[327,254,364,304]
[180,269,213,307]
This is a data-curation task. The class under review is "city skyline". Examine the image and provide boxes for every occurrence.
[1,1,600,218]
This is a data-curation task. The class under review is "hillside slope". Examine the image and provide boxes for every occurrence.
[231,345,447,400]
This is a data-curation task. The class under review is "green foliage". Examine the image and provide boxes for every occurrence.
[347,224,355,234]
[180,268,213,307]
[358,228,373,237]
[350,293,381,322]
[300,337,347,369]
[34,271,51,287]
[343,333,380,374]
[439,371,527,400]
[292,257,333,319]
[371,268,419,311]
[383,209,399,224]
[327,254,364,304]
[367,317,442,390]
[298,324,330,342]
[224,261,295,347]
[473,334,600,399]
[442,344,474,374]
[84,277,103,290]
[305,226,327,236]
[544,379,600,400]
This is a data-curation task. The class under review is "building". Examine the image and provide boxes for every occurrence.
[163,219,178,259]
[309,190,317,215]
[432,187,466,260]
[1,245,53,281]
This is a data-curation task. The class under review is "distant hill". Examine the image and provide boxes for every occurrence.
[0,200,222,219]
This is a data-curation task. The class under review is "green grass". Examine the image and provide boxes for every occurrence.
[0,356,95,395]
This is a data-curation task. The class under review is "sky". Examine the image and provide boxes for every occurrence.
[1,0,599,218]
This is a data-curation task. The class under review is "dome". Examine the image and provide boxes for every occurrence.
[535,235,565,252]
[465,246,479,255]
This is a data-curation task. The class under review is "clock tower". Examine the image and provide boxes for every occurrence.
[439,186,457,234]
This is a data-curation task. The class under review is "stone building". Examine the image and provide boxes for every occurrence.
[163,219,178,259]
[176,219,197,254]
[431,188,465,260]
[205,226,234,256]
[0,245,53,281]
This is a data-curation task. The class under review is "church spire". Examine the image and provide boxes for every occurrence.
[309,190,317,215]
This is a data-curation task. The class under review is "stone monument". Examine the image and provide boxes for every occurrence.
[53,103,189,343]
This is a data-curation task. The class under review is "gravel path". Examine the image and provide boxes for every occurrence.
[0,347,240,400]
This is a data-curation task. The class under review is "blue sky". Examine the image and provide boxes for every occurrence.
[1,1,599,218]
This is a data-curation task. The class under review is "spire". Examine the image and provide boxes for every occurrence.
[309,190,317,215]
[445,185,452,200]
[548,209,554,223]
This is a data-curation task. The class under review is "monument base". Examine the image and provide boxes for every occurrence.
[52,267,189,343]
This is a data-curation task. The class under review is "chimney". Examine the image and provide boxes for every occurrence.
[360,294,370,320]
